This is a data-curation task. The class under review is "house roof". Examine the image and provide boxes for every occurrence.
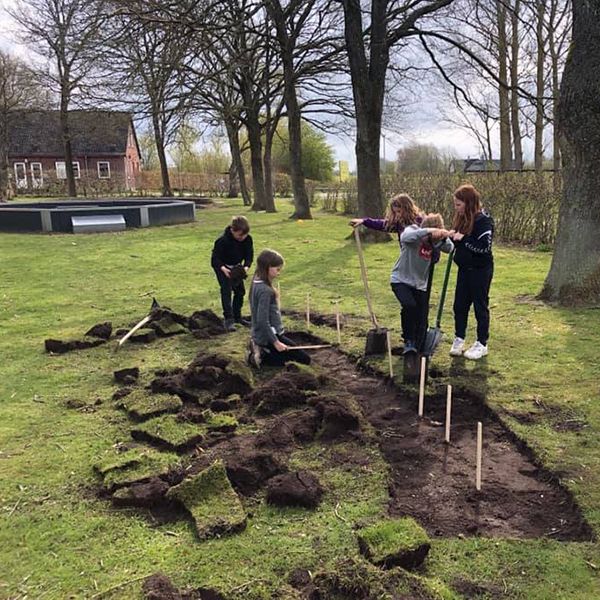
[8,110,136,157]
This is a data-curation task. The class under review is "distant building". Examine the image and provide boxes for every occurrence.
[449,158,520,173]
[8,110,141,193]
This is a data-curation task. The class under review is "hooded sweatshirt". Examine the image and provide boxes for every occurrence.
[390,225,454,291]
[211,226,254,270]
[453,211,494,269]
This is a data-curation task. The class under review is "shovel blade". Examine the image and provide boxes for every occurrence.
[421,327,443,357]
[365,327,388,355]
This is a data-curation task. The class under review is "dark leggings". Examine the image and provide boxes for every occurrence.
[260,334,311,367]
[453,265,493,345]
[391,283,429,349]
[214,268,245,320]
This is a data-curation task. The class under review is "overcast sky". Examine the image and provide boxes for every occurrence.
[0,0,497,169]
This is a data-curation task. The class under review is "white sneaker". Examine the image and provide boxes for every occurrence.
[464,341,488,360]
[449,337,465,356]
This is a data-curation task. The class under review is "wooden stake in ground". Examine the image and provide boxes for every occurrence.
[386,330,394,378]
[476,421,483,490]
[445,384,452,443]
[418,356,426,417]
[306,292,310,329]
[335,301,341,344]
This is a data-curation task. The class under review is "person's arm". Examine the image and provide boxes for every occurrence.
[254,287,278,344]
[211,237,227,271]
[243,235,253,269]
[461,217,493,255]
[400,227,432,244]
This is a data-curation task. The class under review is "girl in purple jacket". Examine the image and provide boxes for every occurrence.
[349,193,423,241]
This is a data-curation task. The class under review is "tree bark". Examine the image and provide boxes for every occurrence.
[263,124,276,212]
[540,0,600,305]
[496,0,512,170]
[510,0,523,170]
[60,94,77,198]
[152,113,172,197]
[0,118,9,201]
[225,118,251,205]
[246,110,267,211]
[266,0,312,220]
[534,0,546,173]
[341,0,385,223]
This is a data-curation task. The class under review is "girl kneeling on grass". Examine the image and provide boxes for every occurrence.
[448,184,494,361]
[247,249,310,368]
[391,214,454,354]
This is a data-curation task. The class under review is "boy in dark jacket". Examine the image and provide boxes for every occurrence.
[211,216,254,332]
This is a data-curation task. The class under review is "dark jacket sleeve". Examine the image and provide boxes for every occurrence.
[211,237,226,270]
[462,215,494,255]
[243,235,254,268]
[362,218,388,232]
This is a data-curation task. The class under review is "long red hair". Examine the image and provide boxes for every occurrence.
[452,184,482,234]
[384,193,421,230]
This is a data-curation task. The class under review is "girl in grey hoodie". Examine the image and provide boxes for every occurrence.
[390,214,454,353]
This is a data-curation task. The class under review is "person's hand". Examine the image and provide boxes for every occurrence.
[244,266,249,272]
[274,340,288,352]
[221,266,231,278]
[452,231,464,241]
[349,218,364,228]
[430,228,450,240]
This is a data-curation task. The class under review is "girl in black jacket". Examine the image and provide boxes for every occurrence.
[448,184,494,360]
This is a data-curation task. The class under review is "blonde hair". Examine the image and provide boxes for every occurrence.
[383,193,420,230]
[421,213,444,228]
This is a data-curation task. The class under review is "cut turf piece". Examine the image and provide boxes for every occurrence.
[148,316,186,337]
[129,328,157,343]
[357,517,431,570]
[166,459,247,540]
[94,449,181,490]
[131,414,205,451]
[202,410,239,433]
[116,388,183,421]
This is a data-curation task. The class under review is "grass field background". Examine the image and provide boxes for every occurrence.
[1,197,599,599]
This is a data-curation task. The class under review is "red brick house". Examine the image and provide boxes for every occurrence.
[8,110,141,193]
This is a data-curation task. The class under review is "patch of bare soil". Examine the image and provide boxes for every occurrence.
[312,346,593,541]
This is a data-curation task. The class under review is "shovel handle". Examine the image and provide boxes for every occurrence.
[435,249,455,328]
[286,344,332,351]
[117,314,152,349]
[354,227,379,329]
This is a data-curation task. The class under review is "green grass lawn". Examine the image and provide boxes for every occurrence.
[1,197,600,599]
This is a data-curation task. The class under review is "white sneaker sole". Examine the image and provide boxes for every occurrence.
[449,348,464,357]
[464,351,488,360]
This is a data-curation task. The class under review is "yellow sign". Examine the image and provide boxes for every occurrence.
[338,160,349,182]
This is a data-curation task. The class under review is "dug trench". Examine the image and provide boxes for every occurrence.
[97,323,593,543]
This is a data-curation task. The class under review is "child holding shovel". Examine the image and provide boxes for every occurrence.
[447,184,494,360]
[247,249,311,368]
[211,215,254,332]
[349,193,422,243]
[391,214,454,354]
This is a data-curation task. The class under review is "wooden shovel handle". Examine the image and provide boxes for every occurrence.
[288,344,332,351]
[354,227,379,328]
[117,314,152,349]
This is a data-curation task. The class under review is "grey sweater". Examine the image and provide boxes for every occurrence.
[249,280,283,345]
[390,225,454,291]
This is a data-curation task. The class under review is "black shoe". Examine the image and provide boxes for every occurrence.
[403,340,417,354]
[235,317,251,327]
[223,318,236,332]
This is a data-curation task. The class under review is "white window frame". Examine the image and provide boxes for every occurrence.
[30,162,43,188]
[14,162,27,188]
[97,161,111,179]
[55,161,81,179]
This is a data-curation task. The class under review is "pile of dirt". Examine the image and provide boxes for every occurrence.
[142,573,225,600]
[266,470,324,508]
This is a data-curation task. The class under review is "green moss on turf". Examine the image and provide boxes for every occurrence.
[131,414,204,450]
[166,459,246,540]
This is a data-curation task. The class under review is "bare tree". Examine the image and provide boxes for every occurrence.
[540,0,600,304]
[0,52,43,201]
[336,0,455,227]
[10,0,108,197]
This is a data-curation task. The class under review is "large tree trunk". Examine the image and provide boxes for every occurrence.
[342,0,386,228]
[59,101,77,198]
[266,0,312,220]
[497,0,512,170]
[263,125,276,213]
[225,119,251,205]
[228,160,239,198]
[540,0,600,305]
[534,0,546,173]
[246,113,267,211]
[510,0,523,170]
[152,113,172,197]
